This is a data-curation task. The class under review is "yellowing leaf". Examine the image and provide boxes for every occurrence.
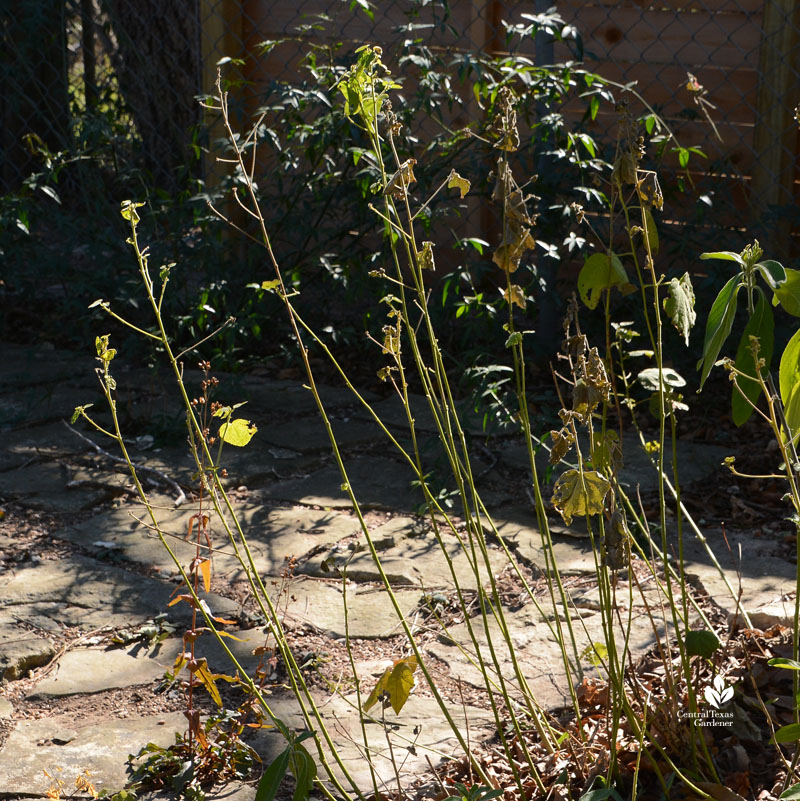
[194,660,222,707]
[447,169,471,198]
[220,418,257,447]
[199,559,211,593]
[364,655,418,715]
[551,469,610,526]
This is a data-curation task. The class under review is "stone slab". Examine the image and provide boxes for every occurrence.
[2,343,96,390]
[57,499,359,580]
[427,588,668,711]
[28,630,267,699]
[491,506,598,575]
[0,711,186,795]
[262,458,424,511]
[247,693,494,796]
[0,698,12,718]
[0,422,87,472]
[301,516,508,589]
[258,416,381,453]
[501,432,732,494]
[0,462,116,514]
[0,624,55,680]
[680,525,797,628]
[283,578,421,639]
[0,555,237,632]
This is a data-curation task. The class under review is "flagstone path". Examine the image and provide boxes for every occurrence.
[0,342,795,799]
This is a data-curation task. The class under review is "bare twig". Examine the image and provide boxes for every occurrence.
[63,420,186,506]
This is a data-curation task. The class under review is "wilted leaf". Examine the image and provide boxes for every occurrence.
[592,429,622,475]
[417,241,435,270]
[551,469,610,526]
[663,272,695,346]
[383,159,417,197]
[549,428,575,465]
[220,418,257,447]
[447,169,471,198]
[364,655,418,715]
[503,284,526,310]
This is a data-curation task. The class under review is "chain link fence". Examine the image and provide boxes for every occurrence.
[1,0,797,241]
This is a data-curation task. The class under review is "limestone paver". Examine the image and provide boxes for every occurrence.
[28,631,267,699]
[262,457,424,510]
[0,623,55,680]
[56,499,360,579]
[0,711,187,795]
[301,516,508,589]
[491,506,598,575]
[283,578,422,639]
[427,590,668,711]
[0,554,238,631]
[680,525,796,627]
[501,432,732,494]
[0,461,124,514]
[247,693,494,796]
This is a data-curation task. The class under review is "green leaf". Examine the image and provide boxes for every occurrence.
[289,742,316,801]
[755,259,786,290]
[731,294,774,426]
[780,781,800,799]
[637,367,686,391]
[219,418,257,447]
[776,724,800,744]
[769,657,800,670]
[71,404,93,424]
[663,272,695,346]
[580,641,608,668]
[644,114,655,135]
[578,252,629,310]
[697,274,742,390]
[700,251,745,267]
[774,268,800,317]
[780,329,800,406]
[589,94,599,121]
[364,656,418,715]
[551,469,610,526]
[255,747,291,801]
[784,382,800,447]
[678,147,689,168]
[684,629,721,658]
[120,200,144,223]
[643,206,659,255]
